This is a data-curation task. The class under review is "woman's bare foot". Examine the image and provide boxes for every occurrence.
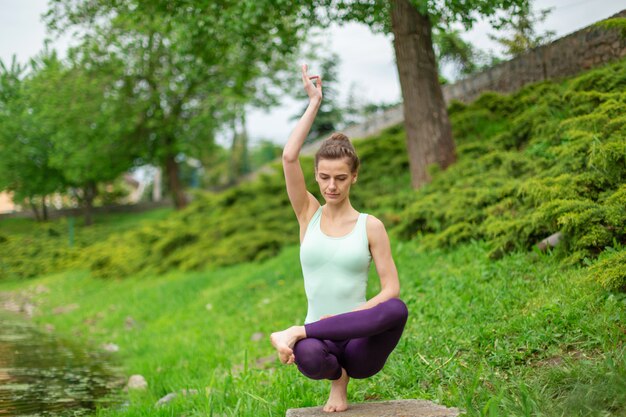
[323,368,349,412]
[270,326,306,364]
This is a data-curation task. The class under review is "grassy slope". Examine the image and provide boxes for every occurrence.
[2,237,624,416]
[2,60,624,288]
[1,60,625,416]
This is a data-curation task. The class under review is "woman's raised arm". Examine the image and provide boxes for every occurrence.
[283,64,322,225]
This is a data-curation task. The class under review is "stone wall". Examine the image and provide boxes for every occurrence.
[302,9,626,154]
[444,9,626,103]
[300,106,404,155]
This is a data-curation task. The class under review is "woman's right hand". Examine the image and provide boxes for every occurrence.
[301,63,322,103]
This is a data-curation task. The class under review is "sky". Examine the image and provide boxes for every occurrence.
[1,0,625,147]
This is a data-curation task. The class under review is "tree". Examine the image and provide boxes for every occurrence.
[308,0,531,188]
[0,51,139,225]
[0,55,66,220]
[249,139,283,171]
[488,5,555,58]
[29,56,139,225]
[433,29,488,79]
[45,0,309,209]
[228,110,251,185]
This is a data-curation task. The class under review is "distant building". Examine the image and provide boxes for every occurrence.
[0,191,18,214]
[0,171,151,214]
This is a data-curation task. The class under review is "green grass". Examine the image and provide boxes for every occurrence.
[3,237,624,416]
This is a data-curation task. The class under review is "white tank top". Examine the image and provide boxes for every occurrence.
[300,206,372,324]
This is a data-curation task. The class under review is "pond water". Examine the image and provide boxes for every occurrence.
[0,311,123,416]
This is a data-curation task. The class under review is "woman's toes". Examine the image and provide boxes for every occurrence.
[279,348,293,364]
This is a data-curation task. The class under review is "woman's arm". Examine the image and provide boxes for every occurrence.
[283,64,322,224]
[352,216,400,311]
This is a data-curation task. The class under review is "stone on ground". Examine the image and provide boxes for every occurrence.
[286,399,460,417]
[156,392,178,407]
[125,374,148,390]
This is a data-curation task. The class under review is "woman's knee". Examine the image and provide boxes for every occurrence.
[293,339,333,380]
[377,298,408,326]
[388,298,408,322]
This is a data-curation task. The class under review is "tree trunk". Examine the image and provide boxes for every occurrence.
[165,152,188,209]
[83,182,97,226]
[239,112,250,176]
[152,167,162,202]
[391,0,456,188]
[29,197,41,222]
[41,195,48,221]
[228,117,239,186]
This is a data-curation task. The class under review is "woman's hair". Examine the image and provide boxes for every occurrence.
[315,132,360,173]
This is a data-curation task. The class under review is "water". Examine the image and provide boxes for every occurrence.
[0,312,123,416]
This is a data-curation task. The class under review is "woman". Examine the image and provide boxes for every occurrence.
[270,64,408,413]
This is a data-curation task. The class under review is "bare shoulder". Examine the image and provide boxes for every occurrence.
[365,214,388,243]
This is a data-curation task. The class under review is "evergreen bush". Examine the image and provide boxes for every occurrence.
[2,59,624,290]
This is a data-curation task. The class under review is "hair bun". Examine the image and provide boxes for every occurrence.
[328,132,350,143]
[315,131,360,173]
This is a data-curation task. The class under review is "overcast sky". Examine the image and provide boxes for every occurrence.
[1,0,624,146]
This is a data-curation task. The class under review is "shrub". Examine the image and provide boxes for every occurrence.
[587,248,626,292]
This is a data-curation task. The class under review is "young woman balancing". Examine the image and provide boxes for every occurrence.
[270,64,408,413]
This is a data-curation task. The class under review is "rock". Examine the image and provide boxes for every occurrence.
[125,316,137,330]
[155,389,199,407]
[102,343,120,352]
[23,303,35,317]
[536,232,562,251]
[3,300,21,313]
[286,399,461,417]
[156,392,178,407]
[83,318,95,325]
[251,332,264,342]
[34,285,49,294]
[255,354,276,367]
[117,400,131,410]
[53,303,79,315]
[126,374,148,390]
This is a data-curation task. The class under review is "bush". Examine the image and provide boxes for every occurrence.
[587,248,626,292]
[395,59,626,266]
[3,59,625,286]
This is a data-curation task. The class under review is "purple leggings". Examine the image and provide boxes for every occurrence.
[294,298,408,380]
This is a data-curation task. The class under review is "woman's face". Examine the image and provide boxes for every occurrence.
[315,158,357,204]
